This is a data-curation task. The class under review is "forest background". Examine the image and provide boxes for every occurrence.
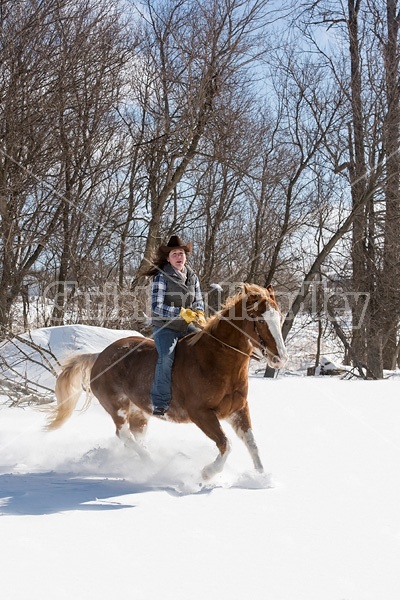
[1,0,399,380]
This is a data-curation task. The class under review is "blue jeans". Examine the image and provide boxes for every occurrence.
[151,325,195,410]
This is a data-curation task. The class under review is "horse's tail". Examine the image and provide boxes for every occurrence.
[46,353,99,431]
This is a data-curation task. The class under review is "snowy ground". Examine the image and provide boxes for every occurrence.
[1,325,400,600]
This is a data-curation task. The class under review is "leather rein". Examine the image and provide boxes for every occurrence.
[203,319,265,361]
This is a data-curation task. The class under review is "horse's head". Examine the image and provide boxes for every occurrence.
[243,283,288,369]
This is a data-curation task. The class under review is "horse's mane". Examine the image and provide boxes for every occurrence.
[188,283,269,346]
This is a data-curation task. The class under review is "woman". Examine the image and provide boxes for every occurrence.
[143,235,205,415]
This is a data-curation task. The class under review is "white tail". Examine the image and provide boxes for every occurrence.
[46,353,99,430]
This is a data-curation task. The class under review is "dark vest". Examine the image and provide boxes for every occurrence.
[152,263,197,332]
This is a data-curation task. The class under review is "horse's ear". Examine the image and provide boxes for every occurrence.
[239,283,254,298]
[267,284,276,302]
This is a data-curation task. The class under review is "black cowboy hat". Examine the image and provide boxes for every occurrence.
[159,235,192,254]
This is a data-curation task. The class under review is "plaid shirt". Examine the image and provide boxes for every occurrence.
[151,271,204,319]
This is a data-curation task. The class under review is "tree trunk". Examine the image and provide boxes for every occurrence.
[348,0,369,365]
[50,200,71,326]
[382,0,400,369]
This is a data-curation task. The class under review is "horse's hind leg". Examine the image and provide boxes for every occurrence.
[105,398,151,461]
[117,421,151,460]
[129,404,149,445]
[227,404,264,473]
[190,408,232,480]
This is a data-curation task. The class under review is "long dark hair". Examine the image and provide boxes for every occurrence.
[140,248,170,278]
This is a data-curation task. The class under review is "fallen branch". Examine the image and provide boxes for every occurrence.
[0,378,54,407]
[0,331,60,406]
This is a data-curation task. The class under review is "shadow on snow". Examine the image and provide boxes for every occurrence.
[0,471,143,515]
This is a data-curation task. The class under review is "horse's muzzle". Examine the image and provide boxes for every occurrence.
[266,352,288,369]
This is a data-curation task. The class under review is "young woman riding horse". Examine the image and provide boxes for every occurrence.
[48,283,288,480]
[142,235,205,416]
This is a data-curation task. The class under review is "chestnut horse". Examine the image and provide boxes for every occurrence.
[47,283,288,479]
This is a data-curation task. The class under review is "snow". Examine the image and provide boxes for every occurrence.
[1,325,400,600]
[0,324,144,390]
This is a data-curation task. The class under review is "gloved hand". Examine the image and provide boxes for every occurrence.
[179,307,198,323]
[195,309,207,327]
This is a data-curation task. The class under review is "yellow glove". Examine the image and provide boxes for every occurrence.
[179,307,197,323]
[195,309,207,327]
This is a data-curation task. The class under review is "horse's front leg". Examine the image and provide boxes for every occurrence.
[227,404,264,473]
[190,408,232,480]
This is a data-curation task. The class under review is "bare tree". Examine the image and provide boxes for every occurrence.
[47,0,128,325]
[256,49,344,290]
[128,0,275,278]
[289,0,398,377]
[0,0,63,336]
[381,0,400,368]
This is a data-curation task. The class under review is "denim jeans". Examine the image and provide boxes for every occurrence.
[151,325,195,410]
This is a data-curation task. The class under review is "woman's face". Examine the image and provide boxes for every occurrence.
[168,248,187,271]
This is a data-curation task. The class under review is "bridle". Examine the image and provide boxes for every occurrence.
[253,318,267,355]
[204,330,255,358]
[203,317,269,361]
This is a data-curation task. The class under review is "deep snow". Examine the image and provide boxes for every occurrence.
[0,325,399,600]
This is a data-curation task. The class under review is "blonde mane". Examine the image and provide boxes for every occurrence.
[188,283,270,346]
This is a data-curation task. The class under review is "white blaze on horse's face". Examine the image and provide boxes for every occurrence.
[262,307,288,368]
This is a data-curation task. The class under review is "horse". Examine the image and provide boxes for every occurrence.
[47,283,288,480]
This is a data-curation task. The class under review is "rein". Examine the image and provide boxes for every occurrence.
[202,320,263,361]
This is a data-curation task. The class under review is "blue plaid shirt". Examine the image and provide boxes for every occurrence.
[151,271,204,319]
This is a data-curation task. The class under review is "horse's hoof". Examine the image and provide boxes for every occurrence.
[201,465,215,480]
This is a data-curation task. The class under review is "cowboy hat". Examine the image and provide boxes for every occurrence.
[159,235,192,254]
